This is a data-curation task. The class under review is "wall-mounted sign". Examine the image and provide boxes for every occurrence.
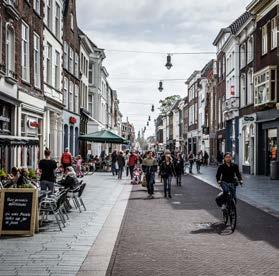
[27,120,39,129]
[244,116,255,122]
[230,85,235,96]
[69,116,77,124]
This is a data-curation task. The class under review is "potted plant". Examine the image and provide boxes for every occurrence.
[0,168,7,181]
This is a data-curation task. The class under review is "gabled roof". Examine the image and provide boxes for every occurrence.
[213,12,252,45]
[185,70,201,85]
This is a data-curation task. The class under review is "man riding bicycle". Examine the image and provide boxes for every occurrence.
[216,152,243,210]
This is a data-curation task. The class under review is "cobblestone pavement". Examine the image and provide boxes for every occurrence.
[0,173,130,276]
[192,166,279,216]
[106,175,279,276]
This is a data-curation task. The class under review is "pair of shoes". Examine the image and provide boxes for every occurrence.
[164,194,167,198]
[168,194,172,199]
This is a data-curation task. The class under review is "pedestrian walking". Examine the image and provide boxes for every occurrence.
[125,150,130,177]
[196,150,203,173]
[39,149,57,193]
[76,155,83,178]
[111,150,118,176]
[142,151,158,199]
[128,151,138,180]
[203,151,209,166]
[61,148,73,171]
[160,155,176,198]
[117,151,125,180]
[174,153,184,186]
[188,151,194,174]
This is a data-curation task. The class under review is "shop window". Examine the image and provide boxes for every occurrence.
[0,103,12,135]
[254,67,277,106]
[268,129,277,161]
[70,126,74,154]
[64,124,68,149]
[243,126,250,165]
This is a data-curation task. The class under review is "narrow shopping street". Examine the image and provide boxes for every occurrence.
[105,175,279,276]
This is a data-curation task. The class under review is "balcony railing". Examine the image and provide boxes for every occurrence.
[223,97,239,112]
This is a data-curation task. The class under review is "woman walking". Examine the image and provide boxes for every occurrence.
[117,151,125,180]
[160,155,176,199]
[174,153,184,186]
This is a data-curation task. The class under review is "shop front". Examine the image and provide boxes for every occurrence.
[239,115,256,174]
[63,111,80,157]
[256,110,279,176]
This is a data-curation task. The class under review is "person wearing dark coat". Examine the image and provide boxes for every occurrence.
[160,155,176,198]
[174,153,184,186]
[117,151,125,180]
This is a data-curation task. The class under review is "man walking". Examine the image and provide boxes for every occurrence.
[111,150,118,176]
[128,151,138,180]
[142,151,158,199]
[61,148,73,171]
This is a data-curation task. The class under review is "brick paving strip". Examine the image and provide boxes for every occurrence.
[106,175,279,276]
[0,173,131,276]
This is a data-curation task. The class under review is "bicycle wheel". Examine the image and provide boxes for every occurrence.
[222,210,228,226]
[229,202,237,232]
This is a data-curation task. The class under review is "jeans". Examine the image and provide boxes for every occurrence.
[189,161,194,173]
[146,173,155,195]
[40,180,54,193]
[129,166,135,179]
[118,167,124,179]
[196,161,201,173]
[176,175,181,186]
[221,181,236,203]
[112,162,116,175]
[163,176,172,196]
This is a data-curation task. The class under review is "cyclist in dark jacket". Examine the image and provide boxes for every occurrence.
[216,152,243,209]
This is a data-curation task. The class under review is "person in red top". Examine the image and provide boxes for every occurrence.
[128,151,138,180]
[61,148,73,171]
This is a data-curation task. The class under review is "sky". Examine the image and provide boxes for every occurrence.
[76,0,251,138]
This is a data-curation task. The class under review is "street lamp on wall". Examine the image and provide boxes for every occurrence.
[165,54,173,70]
[158,81,163,92]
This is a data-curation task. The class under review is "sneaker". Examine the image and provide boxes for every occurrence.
[221,204,227,211]
[168,195,172,199]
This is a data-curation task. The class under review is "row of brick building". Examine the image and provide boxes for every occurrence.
[156,0,279,176]
[0,0,123,171]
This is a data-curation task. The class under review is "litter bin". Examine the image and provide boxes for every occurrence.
[270,161,279,180]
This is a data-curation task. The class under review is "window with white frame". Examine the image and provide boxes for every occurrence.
[21,22,30,82]
[0,17,2,64]
[262,24,268,55]
[247,36,254,63]
[54,50,60,89]
[74,84,79,113]
[46,43,52,85]
[69,47,73,74]
[80,53,84,73]
[254,67,277,106]
[46,0,53,30]
[240,73,246,107]
[33,33,40,88]
[74,52,79,77]
[89,62,94,84]
[247,69,253,105]
[222,56,225,78]
[55,2,60,39]
[240,44,246,69]
[218,60,222,79]
[63,42,68,70]
[84,85,88,109]
[271,17,278,49]
[70,13,74,30]
[63,77,68,109]
[88,93,93,115]
[34,0,40,14]
[79,82,84,108]
[69,81,73,111]
[6,25,15,76]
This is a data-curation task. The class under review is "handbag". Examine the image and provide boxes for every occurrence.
[142,175,147,187]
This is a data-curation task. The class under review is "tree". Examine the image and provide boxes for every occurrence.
[159,95,181,116]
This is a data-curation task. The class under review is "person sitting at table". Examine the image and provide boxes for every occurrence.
[6,167,19,188]
[60,166,79,190]
[17,168,33,187]
[38,149,57,194]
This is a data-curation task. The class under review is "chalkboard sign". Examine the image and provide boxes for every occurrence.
[0,188,38,236]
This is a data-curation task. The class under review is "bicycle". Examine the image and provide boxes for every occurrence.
[220,182,240,232]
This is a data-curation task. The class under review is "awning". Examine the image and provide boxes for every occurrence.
[0,135,39,146]
[79,130,128,144]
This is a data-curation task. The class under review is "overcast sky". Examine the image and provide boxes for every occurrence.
[76,0,251,138]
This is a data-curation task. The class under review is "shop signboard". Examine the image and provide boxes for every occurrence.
[0,188,38,236]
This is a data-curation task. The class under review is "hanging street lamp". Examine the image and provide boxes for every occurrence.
[151,105,155,112]
[158,81,163,92]
[165,54,173,70]
[147,121,149,126]
[148,116,151,121]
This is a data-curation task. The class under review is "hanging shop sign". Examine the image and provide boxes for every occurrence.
[27,120,39,129]
[0,188,38,236]
[69,116,77,124]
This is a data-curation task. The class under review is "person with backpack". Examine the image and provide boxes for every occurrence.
[61,148,73,171]
[160,155,176,198]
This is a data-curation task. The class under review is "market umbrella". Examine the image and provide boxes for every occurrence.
[79,130,128,144]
